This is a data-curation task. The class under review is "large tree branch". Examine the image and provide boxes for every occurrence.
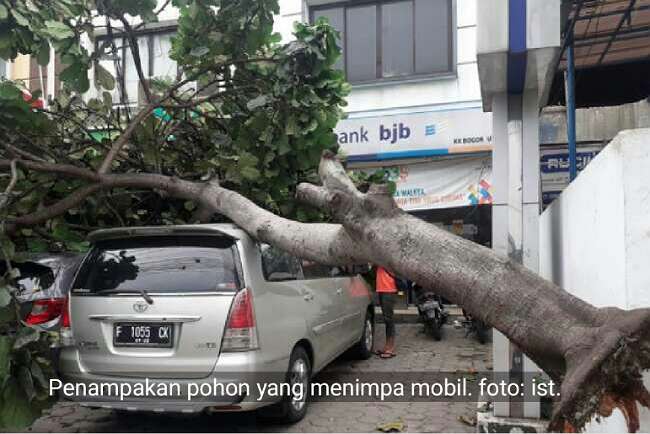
[3,143,48,163]
[11,184,104,227]
[118,16,152,103]
[0,160,18,211]
[0,159,100,182]
[1,161,365,265]
[97,104,155,174]
[4,153,650,431]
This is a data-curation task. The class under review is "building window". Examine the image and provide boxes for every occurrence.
[311,0,454,83]
[97,30,178,105]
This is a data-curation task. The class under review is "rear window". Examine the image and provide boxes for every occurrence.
[0,262,56,294]
[73,236,241,294]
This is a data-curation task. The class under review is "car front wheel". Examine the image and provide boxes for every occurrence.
[351,310,374,359]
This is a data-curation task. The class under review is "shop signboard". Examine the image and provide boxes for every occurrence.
[540,144,603,205]
[335,108,493,162]
[374,156,493,211]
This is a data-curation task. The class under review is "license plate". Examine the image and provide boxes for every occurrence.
[422,301,439,310]
[113,322,173,348]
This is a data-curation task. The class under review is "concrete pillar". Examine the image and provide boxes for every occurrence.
[490,92,510,418]
[522,88,541,419]
[491,89,541,419]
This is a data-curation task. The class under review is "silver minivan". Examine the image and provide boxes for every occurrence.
[58,224,374,422]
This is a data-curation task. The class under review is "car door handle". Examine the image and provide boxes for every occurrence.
[336,288,343,295]
[303,292,314,301]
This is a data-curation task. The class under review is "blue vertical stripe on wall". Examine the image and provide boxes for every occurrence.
[507,0,527,94]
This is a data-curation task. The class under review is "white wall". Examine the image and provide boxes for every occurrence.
[539,128,650,431]
[275,0,482,116]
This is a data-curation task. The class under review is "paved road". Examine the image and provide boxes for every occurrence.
[27,323,491,433]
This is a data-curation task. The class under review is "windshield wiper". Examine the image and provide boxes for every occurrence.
[94,288,154,305]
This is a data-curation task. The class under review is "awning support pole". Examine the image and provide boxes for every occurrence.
[566,32,577,182]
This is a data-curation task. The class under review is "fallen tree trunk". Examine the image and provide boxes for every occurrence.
[185,153,650,431]
[293,153,650,432]
[4,153,650,431]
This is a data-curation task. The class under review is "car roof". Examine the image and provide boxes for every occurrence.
[87,223,247,243]
[2,252,81,267]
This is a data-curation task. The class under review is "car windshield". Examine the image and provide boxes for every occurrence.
[74,235,240,293]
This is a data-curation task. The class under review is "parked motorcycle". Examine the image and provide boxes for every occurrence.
[414,286,447,341]
[461,309,490,344]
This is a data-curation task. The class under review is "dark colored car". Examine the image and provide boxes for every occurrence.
[1,253,82,331]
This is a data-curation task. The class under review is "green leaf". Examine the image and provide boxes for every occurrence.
[25,0,39,13]
[190,46,209,57]
[0,379,35,430]
[43,20,75,40]
[102,91,113,111]
[18,366,35,402]
[286,116,299,136]
[30,360,47,389]
[10,10,29,27]
[276,136,291,156]
[241,166,261,180]
[64,241,89,253]
[246,95,268,111]
[60,62,90,93]
[51,224,83,243]
[0,336,11,380]
[184,201,196,211]
[0,286,10,308]
[36,42,50,67]
[0,83,22,100]
[0,237,15,259]
[0,5,8,19]
[34,356,50,367]
[13,327,39,350]
[26,238,48,253]
[0,306,16,323]
[95,63,115,90]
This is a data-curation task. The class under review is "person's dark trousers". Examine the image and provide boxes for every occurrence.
[379,292,397,338]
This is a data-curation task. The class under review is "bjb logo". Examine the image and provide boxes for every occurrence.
[380,123,410,144]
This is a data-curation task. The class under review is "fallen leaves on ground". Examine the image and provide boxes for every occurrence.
[376,419,406,432]
[458,414,476,426]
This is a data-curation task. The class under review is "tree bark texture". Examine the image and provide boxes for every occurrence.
[4,153,650,431]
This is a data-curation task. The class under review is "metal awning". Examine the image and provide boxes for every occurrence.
[559,0,650,69]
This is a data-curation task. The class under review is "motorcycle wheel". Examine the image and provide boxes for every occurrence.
[475,320,488,344]
[425,319,442,341]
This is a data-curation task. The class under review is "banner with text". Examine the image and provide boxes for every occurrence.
[375,156,493,211]
[336,109,493,161]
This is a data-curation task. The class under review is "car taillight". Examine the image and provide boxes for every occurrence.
[61,294,71,328]
[222,288,258,352]
[25,298,64,325]
[58,294,75,347]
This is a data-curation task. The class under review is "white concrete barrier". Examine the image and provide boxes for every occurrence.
[539,128,650,432]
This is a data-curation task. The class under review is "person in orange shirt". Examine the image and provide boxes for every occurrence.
[375,266,398,358]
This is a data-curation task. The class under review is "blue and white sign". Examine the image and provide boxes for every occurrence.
[540,145,603,205]
[335,108,493,162]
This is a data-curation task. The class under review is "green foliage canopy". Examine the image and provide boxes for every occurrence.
[0,0,349,429]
